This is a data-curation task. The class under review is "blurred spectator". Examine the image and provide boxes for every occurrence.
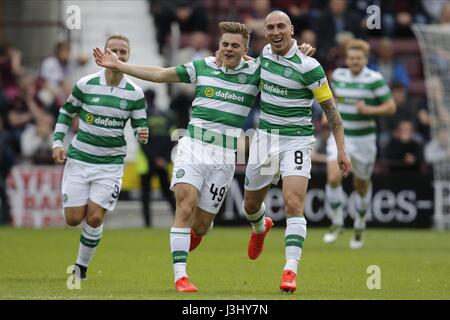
[0,90,15,225]
[4,73,43,153]
[170,32,212,129]
[0,87,6,121]
[378,83,425,154]
[243,0,272,38]
[384,0,428,38]
[152,0,208,54]
[140,89,176,227]
[20,110,54,164]
[248,34,267,58]
[148,0,163,20]
[416,100,431,143]
[181,31,211,62]
[368,38,410,90]
[351,0,384,17]
[424,125,450,164]
[385,120,424,172]
[298,29,317,49]
[172,31,212,96]
[38,41,88,111]
[314,0,365,67]
[438,1,450,24]
[271,0,313,31]
[421,0,450,23]
[326,31,355,70]
[0,42,24,101]
[351,1,394,37]
[380,83,416,131]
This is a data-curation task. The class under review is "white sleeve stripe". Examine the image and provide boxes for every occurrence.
[185,62,197,83]
[67,95,83,107]
[307,76,328,90]
[60,108,76,118]
[374,86,391,97]
[55,123,69,134]
[131,109,147,119]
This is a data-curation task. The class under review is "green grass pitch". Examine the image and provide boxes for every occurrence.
[1,226,449,300]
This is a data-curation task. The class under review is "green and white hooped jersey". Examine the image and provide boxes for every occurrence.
[331,67,392,137]
[52,69,148,165]
[175,56,260,150]
[258,40,331,137]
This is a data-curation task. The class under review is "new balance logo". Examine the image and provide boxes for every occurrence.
[295,166,303,170]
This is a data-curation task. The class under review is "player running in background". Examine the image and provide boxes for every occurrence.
[52,35,149,280]
[323,39,396,249]
[241,11,352,294]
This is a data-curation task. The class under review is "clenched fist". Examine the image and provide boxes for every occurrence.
[53,147,66,164]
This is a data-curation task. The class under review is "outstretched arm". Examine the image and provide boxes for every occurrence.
[93,48,180,83]
[320,97,352,177]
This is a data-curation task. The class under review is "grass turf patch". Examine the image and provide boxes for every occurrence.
[1,227,449,300]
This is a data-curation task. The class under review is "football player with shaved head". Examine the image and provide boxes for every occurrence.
[242,11,351,293]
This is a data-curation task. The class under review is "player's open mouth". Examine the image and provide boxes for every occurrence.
[224,54,234,59]
[272,39,283,44]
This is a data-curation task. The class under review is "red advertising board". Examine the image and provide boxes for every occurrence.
[7,165,66,227]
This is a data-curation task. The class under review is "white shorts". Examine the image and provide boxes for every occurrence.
[245,130,315,191]
[170,137,235,214]
[326,134,376,180]
[62,158,124,211]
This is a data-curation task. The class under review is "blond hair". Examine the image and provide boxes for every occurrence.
[346,39,370,57]
[105,34,130,51]
[218,22,252,48]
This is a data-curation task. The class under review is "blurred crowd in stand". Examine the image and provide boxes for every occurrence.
[147,0,450,174]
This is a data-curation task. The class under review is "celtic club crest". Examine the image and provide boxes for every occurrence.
[176,169,185,178]
[237,73,248,84]
[283,67,294,78]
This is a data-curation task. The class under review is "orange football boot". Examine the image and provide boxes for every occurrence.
[248,217,273,260]
[280,270,297,293]
[175,276,198,292]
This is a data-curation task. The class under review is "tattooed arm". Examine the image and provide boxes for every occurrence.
[320,97,352,177]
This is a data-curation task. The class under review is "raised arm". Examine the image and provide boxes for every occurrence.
[320,97,352,177]
[93,48,180,83]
